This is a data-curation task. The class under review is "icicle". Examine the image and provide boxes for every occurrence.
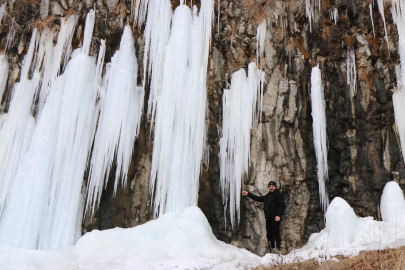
[346,48,357,95]
[0,55,8,104]
[377,0,390,55]
[380,181,405,225]
[0,3,6,25]
[149,1,214,217]
[325,197,358,248]
[219,63,264,228]
[329,7,338,24]
[143,0,172,124]
[310,65,329,211]
[256,20,266,68]
[40,0,49,20]
[82,10,95,56]
[0,29,39,215]
[86,26,144,216]
[0,11,98,250]
[370,3,375,38]
[133,0,149,28]
[37,14,78,116]
[305,0,315,32]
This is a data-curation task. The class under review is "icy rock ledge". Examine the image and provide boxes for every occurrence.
[0,207,260,270]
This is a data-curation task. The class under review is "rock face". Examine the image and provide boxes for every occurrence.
[1,0,405,256]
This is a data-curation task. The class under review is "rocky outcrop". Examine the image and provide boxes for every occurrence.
[1,0,404,257]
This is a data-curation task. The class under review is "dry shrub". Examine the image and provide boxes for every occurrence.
[256,246,405,270]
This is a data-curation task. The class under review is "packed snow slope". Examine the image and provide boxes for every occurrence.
[0,207,260,270]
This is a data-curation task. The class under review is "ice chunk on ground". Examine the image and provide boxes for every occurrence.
[0,207,260,270]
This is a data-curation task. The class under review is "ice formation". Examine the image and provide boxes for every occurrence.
[0,11,100,250]
[143,0,172,123]
[0,207,260,270]
[0,3,6,25]
[149,1,214,217]
[0,54,9,104]
[347,48,357,94]
[306,0,321,32]
[133,0,149,28]
[329,7,338,25]
[87,26,144,215]
[219,63,264,227]
[256,19,266,68]
[380,181,405,225]
[370,3,375,38]
[310,65,329,211]
[377,0,390,53]
[325,197,358,248]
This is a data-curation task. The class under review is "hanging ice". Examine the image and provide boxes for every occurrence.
[256,20,266,68]
[149,1,214,217]
[219,63,264,227]
[329,8,338,25]
[0,3,6,25]
[370,3,375,38]
[306,0,321,32]
[0,10,100,250]
[347,48,357,94]
[143,0,172,123]
[310,65,329,211]
[377,0,390,53]
[380,181,405,225]
[133,0,149,28]
[325,197,358,248]
[87,25,144,215]
[0,55,8,105]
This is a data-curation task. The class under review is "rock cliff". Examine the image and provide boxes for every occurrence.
[1,0,404,256]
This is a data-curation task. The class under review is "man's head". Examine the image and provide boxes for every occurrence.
[268,181,277,192]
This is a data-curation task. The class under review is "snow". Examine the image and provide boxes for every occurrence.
[310,65,329,211]
[219,63,264,227]
[262,189,405,267]
[347,48,357,94]
[380,181,405,225]
[149,1,214,217]
[0,207,260,270]
[87,25,144,215]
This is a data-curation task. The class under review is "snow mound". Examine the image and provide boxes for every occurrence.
[0,207,260,270]
[381,181,405,225]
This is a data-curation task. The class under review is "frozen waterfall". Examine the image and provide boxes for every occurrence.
[219,63,264,227]
[310,65,329,211]
[148,1,214,217]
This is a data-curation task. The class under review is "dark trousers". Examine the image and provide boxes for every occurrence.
[266,217,281,249]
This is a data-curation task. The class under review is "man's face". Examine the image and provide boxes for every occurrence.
[268,185,276,192]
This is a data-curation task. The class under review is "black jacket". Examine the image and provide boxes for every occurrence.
[247,189,286,218]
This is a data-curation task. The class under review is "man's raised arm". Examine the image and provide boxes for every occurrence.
[242,191,265,202]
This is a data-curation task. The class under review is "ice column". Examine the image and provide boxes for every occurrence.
[256,20,266,68]
[347,49,357,95]
[87,26,144,215]
[143,0,172,123]
[380,181,405,225]
[0,55,9,104]
[0,11,100,250]
[0,29,40,214]
[219,63,264,227]
[149,1,214,217]
[310,65,329,211]
[325,197,358,248]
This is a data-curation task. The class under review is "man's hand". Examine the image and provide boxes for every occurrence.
[242,191,248,196]
[275,216,280,222]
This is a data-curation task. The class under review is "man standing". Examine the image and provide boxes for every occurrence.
[242,181,286,253]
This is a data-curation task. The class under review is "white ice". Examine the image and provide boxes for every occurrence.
[0,11,99,250]
[0,3,6,25]
[380,181,405,225]
[347,48,357,94]
[149,1,214,217]
[377,0,390,54]
[370,3,375,38]
[329,8,338,25]
[87,25,144,215]
[133,0,149,28]
[305,0,320,32]
[0,207,260,270]
[310,65,329,211]
[219,63,264,227]
[262,189,405,267]
[0,54,9,105]
[256,20,266,68]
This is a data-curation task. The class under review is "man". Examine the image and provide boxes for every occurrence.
[242,181,286,253]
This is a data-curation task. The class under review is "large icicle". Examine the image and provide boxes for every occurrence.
[256,20,266,68]
[377,0,390,53]
[133,0,149,28]
[219,63,264,227]
[143,0,172,123]
[0,11,99,250]
[346,48,357,94]
[86,26,144,215]
[306,0,321,32]
[149,1,214,217]
[310,65,329,211]
[370,3,375,38]
[0,29,40,214]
